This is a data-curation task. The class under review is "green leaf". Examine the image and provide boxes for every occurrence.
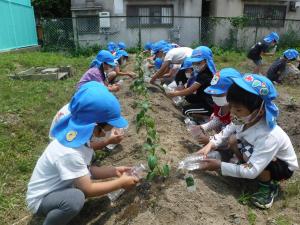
[162,164,170,177]
[146,171,156,181]
[160,147,166,154]
[148,155,157,171]
[143,143,153,151]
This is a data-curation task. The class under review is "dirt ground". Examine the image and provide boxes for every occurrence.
[24,59,300,225]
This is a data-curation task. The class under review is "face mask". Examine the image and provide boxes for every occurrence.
[122,59,127,65]
[185,72,192,79]
[192,64,206,73]
[105,67,114,74]
[232,102,264,125]
[212,96,228,106]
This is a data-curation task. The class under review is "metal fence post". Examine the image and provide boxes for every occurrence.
[254,18,258,44]
[198,17,201,44]
[138,16,142,50]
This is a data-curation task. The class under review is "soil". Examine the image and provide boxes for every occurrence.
[25,59,300,225]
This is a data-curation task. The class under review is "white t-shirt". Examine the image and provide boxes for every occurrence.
[26,140,94,213]
[210,120,299,179]
[164,47,193,64]
[49,104,70,140]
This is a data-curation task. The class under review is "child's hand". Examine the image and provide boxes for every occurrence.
[120,174,139,190]
[166,91,176,97]
[199,159,221,171]
[109,84,120,92]
[115,166,131,177]
[198,133,210,145]
[107,129,124,145]
[128,72,136,78]
[197,141,214,156]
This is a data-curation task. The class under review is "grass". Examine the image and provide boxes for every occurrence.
[0,49,299,224]
[0,50,91,224]
[247,208,257,225]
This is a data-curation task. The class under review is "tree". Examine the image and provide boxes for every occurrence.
[31,0,71,18]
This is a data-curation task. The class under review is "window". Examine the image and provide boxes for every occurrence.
[244,4,286,27]
[77,17,99,34]
[127,5,173,27]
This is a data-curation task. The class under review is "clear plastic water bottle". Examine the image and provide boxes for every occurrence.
[107,164,146,202]
[116,79,124,86]
[106,127,126,151]
[184,173,196,192]
[172,96,184,106]
[178,151,221,171]
[178,154,206,171]
[271,45,277,54]
[177,81,184,90]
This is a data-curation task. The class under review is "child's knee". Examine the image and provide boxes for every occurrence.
[67,189,85,214]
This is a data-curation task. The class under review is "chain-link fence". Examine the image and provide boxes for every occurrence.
[39,16,300,52]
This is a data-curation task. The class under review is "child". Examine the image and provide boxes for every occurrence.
[107,41,117,55]
[143,42,153,54]
[247,32,279,73]
[117,41,127,50]
[48,103,124,151]
[267,49,299,84]
[197,74,298,209]
[150,43,192,84]
[167,46,216,120]
[174,57,193,86]
[107,49,136,84]
[27,82,139,224]
[76,50,120,92]
[193,68,242,144]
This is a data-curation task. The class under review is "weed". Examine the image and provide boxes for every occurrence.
[247,208,257,225]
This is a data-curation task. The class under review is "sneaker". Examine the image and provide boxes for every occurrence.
[251,181,279,209]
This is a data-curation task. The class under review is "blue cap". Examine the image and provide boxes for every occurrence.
[283,49,299,60]
[232,74,279,129]
[263,32,279,43]
[144,42,153,51]
[107,42,117,52]
[190,46,216,74]
[118,41,127,50]
[51,82,128,148]
[90,50,116,68]
[162,44,173,54]
[114,49,129,60]
[154,57,163,69]
[180,57,193,70]
[151,40,169,54]
[204,68,242,95]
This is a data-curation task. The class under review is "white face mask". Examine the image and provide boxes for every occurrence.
[192,64,206,73]
[185,72,192,79]
[212,96,228,106]
[232,102,264,126]
[122,59,127,65]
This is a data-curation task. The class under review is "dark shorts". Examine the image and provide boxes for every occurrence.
[265,158,294,181]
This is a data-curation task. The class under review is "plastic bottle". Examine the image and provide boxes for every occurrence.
[116,79,124,86]
[178,151,221,171]
[107,164,146,202]
[271,45,277,54]
[106,128,126,151]
[163,84,184,106]
[184,173,196,192]
[177,81,184,90]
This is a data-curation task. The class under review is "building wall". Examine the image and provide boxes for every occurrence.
[211,0,300,48]
[72,0,202,47]
[0,0,38,52]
